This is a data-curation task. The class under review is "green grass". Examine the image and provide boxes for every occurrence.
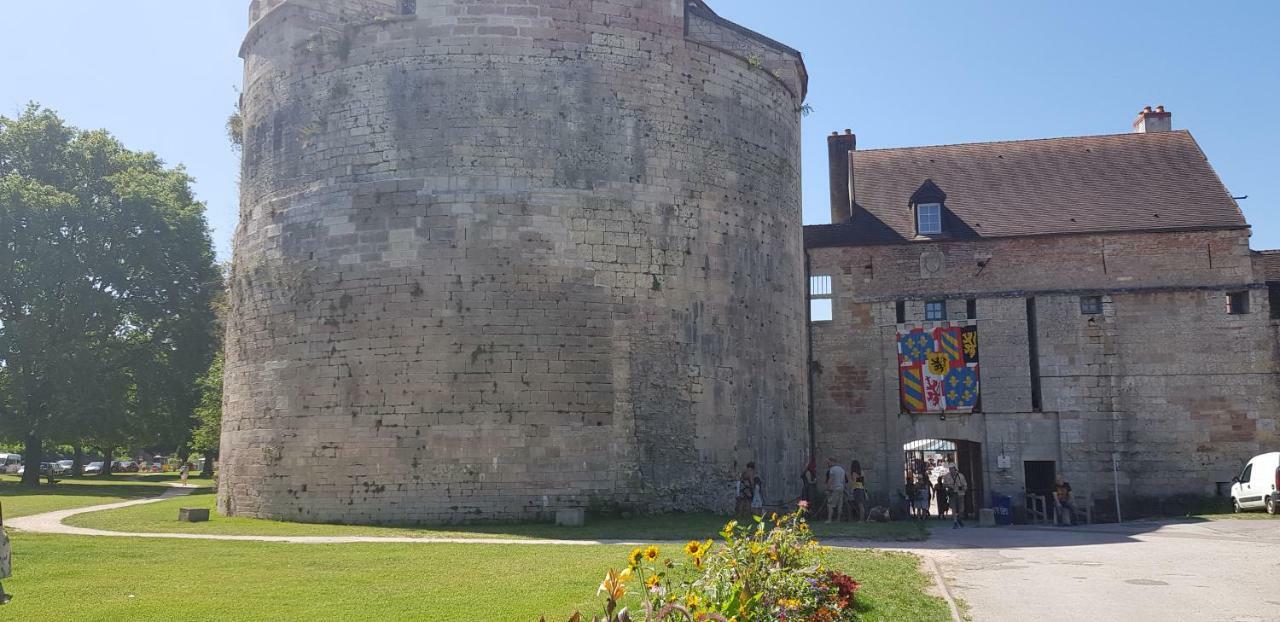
[67,493,928,542]
[0,533,948,621]
[0,474,211,519]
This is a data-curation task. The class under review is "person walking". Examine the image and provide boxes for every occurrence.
[916,474,932,519]
[1054,474,1076,526]
[825,458,847,523]
[934,476,950,518]
[949,466,968,528]
[0,501,12,604]
[180,462,190,486]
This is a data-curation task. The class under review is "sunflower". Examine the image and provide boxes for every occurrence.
[644,546,660,561]
[628,547,644,568]
[684,540,702,557]
[645,575,661,591]
[685,593,701,611]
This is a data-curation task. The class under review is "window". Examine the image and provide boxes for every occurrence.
[809,275,833,322]
[1239,464,1252,484]
[1268,283,1280,319]
[1228,291,1250,315]
[966,298,977,320]
[1080,296,1102,315]
[917,203,942,235]
[895,300,906,324]
[925,300,946,321]
[400,0,417,14]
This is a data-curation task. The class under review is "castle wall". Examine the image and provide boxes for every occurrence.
[809,228,1280,516]
[221,0,808,524]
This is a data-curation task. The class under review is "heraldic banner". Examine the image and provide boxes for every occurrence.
[897,322,980,414]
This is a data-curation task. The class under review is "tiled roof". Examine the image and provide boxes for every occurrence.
[806,130,1245,248]
[1254,250,1280,282]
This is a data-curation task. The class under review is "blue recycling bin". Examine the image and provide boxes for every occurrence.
[991,492,1013,525]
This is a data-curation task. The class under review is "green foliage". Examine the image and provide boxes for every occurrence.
[189,351,222,456]
[0,104,221,474]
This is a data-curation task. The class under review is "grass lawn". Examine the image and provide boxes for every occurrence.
[0,533,949,621]
[0,474,212,519]
[67,492,928,542]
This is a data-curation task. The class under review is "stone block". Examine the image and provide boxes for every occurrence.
[555,508,585,527]
[179,508,211,523]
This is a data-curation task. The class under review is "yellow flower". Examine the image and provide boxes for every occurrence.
[628,547,644,568]
[778,598,801,610]
[685,593,701,611]
[684,540,702,557]
[597,568,632,601]
[645,575,661,591]
[644,546,660,561]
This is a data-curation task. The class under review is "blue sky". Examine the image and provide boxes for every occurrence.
[2,1,1277,259]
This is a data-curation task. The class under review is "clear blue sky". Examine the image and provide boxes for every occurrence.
[3,1,1277,260]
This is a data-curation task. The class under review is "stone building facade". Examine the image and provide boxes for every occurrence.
[806,110,1280,518]
[220,0,810,524]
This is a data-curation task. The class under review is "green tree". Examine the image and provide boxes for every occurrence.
[0,104,221,485]
[191,350,223,477]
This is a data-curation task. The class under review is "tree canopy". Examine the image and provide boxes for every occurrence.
[0,104,221,483]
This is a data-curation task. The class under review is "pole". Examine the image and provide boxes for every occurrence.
[1111,451,1122,523]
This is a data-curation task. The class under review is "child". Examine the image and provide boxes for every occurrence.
[1,501,12,604]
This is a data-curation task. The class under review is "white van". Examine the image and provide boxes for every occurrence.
[0,453,21,474]
[1230,452,1279,515]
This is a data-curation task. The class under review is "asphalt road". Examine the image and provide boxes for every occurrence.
[869,518,1280,622]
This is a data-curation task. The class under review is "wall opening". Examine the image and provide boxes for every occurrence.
[1026,297,1042,411]
[902,439,983,520]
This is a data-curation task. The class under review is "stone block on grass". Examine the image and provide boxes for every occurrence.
[179,508,210,523]
[555,508,585,527]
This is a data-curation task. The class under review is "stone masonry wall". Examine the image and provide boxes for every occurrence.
[809,228,1280,515]
[220,0,809,524]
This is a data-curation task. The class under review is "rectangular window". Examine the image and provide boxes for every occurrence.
[400,0,417,14]
[1080,296,1103,315]
[966,298,977,320]
[1228,291,1250,315]
[895,300,906,324]
[925,300,946,321]
[809,276,833,322]
[917,203,942,235]
[1269,283,1280,319]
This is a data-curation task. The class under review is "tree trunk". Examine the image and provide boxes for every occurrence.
[72,444,84,478]
[98,446,113,478]
[20,434,42,486]
[201,450,217,478]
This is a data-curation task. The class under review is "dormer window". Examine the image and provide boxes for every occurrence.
[917,203,942,235]
[909,179,948,237]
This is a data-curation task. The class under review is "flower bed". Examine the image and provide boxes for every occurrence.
[548,505,861,622]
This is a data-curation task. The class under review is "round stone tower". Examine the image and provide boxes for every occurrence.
[221,0,809,524]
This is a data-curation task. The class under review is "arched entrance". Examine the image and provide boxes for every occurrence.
[902,438,984,519]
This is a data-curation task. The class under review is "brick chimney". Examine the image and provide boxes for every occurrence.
[828,129,856,223]
[1133,105,1172,133]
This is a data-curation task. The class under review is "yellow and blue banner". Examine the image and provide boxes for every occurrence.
[898,322,980,414]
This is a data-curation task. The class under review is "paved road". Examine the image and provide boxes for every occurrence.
[866,519,1280,622]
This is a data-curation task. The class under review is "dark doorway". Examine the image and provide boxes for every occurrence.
[1024,460,1056,520]
[955,441,984,519]
[902,439,984,519]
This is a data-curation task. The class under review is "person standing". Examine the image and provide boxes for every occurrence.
[180,462,190,486]
[800,460,817,509]
[750,468,764,518]
[1054,475,1075,526]
[849,460,868,522]
[735,463,757,518]
[949,467,968,528]
[825,458,847,523]
[0,501,12,604]
[916,474,932,519]
[934,476,951,518]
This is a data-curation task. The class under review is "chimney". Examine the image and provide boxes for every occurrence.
[828,129,856,223]
[1133,105,1172,133]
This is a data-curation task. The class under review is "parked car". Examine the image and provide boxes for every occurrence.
[54,460,74,475]
[1231,452,1280,515]
[18,462,54,477]
[84,461,104,475]
[111,460,139,473]
[0,453,21,475]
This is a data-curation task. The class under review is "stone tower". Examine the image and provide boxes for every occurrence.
[220,0,809,524]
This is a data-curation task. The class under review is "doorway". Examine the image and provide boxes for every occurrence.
[902,439,984,519]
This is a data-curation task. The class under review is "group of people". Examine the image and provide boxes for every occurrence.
[904,458,969,528]
[796,458,869,522]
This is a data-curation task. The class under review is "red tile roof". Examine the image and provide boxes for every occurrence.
[1254,250,1280,282]
[806,130,1245,248]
